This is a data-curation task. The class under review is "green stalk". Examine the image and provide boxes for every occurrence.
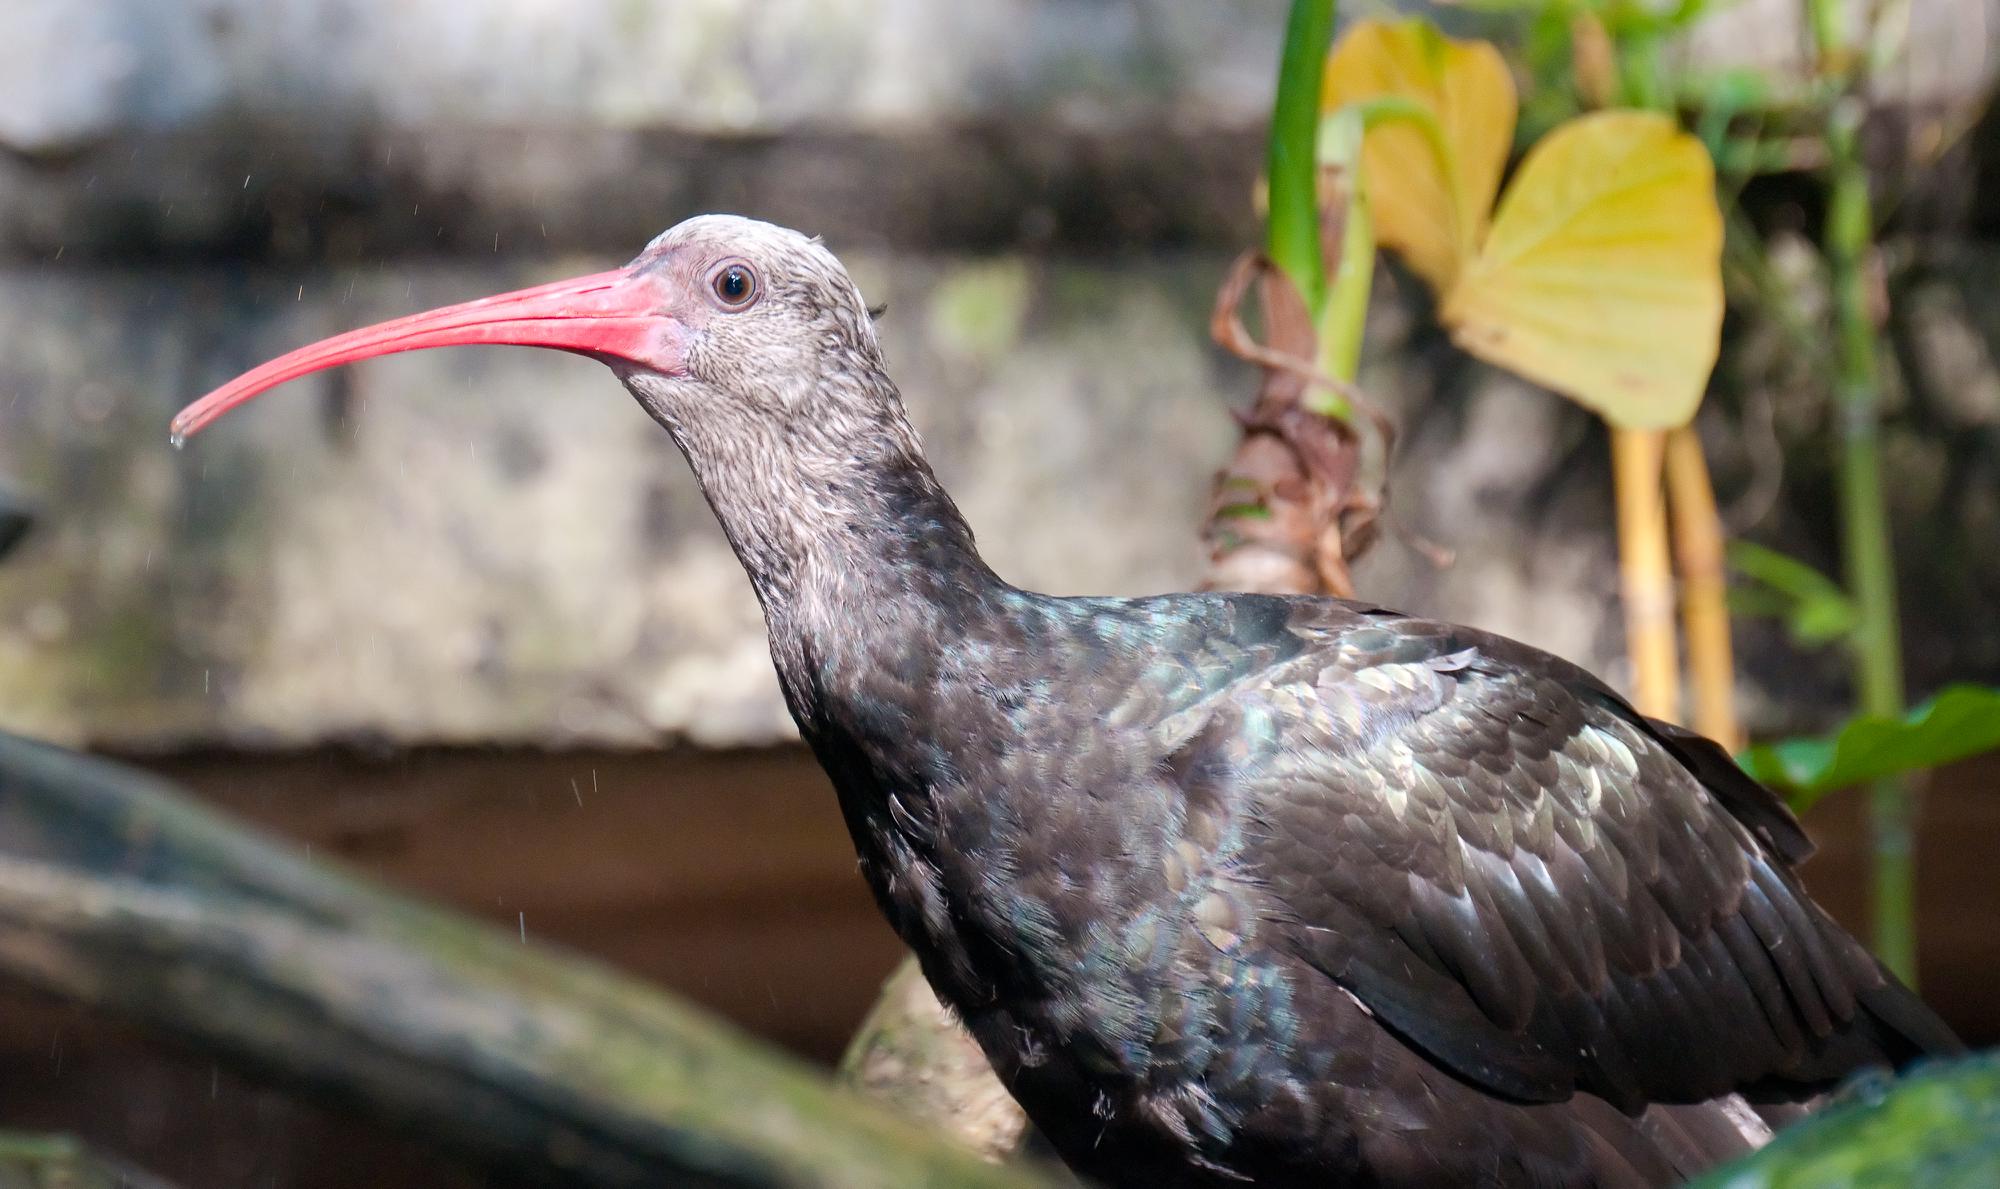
[1314,108,1372,408]
[1807,0,1851,76]
[1318,150,1372,389]
[1340,96,1461,220]
[1267,0,1339,314]
[1312,96,1454,398]
[1823,102,1915,981]
[1811,0,1918,984]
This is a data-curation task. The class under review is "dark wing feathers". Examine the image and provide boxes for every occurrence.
[1177,600,1958,1113]
[1643,716,1816,865]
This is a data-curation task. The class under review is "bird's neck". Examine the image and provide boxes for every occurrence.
[669,384,1004,721]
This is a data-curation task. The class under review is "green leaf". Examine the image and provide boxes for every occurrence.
[1739,684,2000,808]
[1691,1052,2000,1189]
[1727,540,1843,599]
[1728,540,1859,647]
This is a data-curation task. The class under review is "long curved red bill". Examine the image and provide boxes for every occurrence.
[170,267,682,445]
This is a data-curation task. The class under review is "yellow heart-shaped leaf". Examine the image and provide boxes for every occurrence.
[1442,111,1724,429]
[1322,19,1517,294]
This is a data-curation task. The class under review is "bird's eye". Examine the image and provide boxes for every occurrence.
[710,262,758,310]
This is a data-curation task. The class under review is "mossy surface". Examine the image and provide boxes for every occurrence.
[1694,1054,2000,1189]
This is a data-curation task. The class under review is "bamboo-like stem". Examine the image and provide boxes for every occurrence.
[1805,0,1917,982]
[1611,426,1681,721]
[1566,22,1685,730]
[1665,426,1743,749]
[1824,101,1916,982]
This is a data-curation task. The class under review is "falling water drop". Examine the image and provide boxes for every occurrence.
[169,428,188,450]
[518,912,526,943]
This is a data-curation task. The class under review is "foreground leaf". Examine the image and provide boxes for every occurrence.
[1738,684,2000,808]
[1691,1053,2000,1188]
[1443,110,1724,429]
[1321,18,1516,294]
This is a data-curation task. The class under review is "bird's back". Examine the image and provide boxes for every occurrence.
[806,587,1957,1187]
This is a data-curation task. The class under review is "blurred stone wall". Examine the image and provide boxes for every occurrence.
[1,0,1997,751]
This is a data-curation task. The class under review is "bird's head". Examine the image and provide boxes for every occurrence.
[171,214,897,458]
[173,214,971,609]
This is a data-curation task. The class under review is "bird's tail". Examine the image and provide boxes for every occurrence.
[1636,1095,1774,1178]
[1562,1093,1796,1187]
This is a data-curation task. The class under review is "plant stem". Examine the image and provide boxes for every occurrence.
[1665,426,1743,749]
[1805,0,1917,983]
[1611,427,1682,721]
[1824,100,1916,982]
[1267,0,1339,314]
[1315,108,1373,397]
[1313,95,1458,392]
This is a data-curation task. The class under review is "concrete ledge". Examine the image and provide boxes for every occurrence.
[0,252,1249,749]
[0,123,1264,264]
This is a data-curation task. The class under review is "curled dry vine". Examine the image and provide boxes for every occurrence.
[1203,251,1391,598]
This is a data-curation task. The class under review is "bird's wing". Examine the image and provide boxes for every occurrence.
[1165,600,1958,1111]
